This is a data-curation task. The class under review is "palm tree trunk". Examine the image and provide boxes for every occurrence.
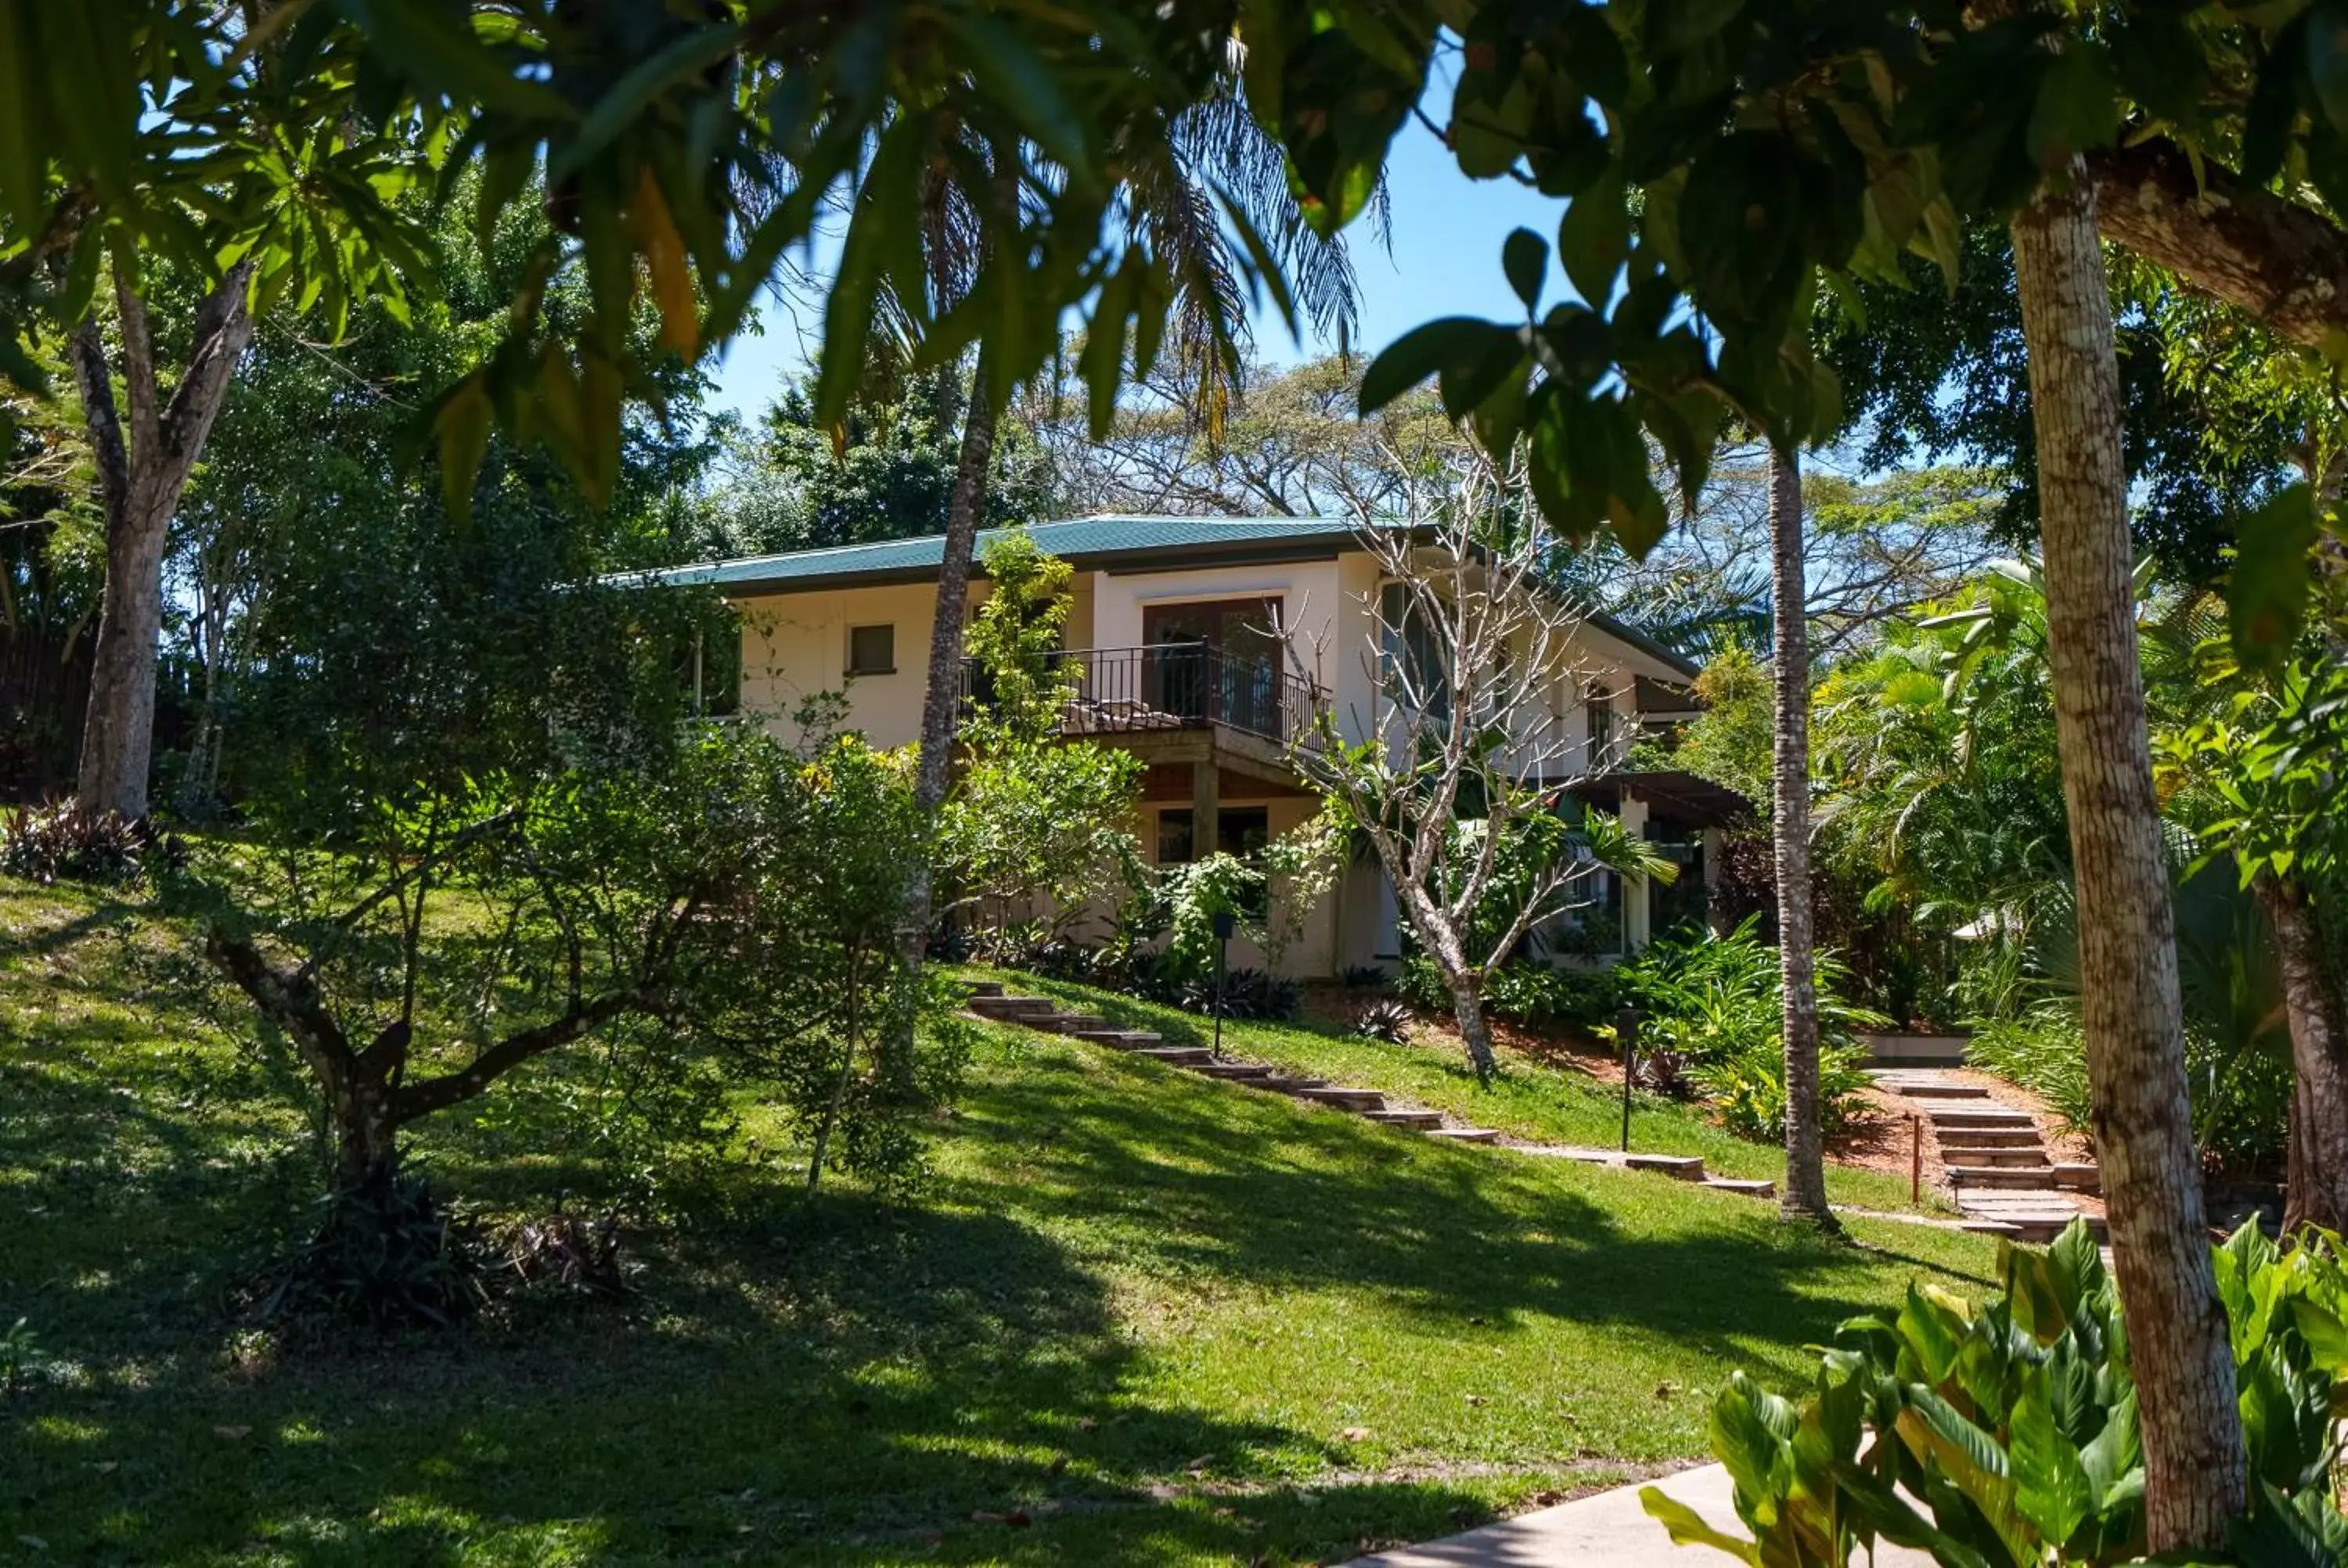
[1769,445,1831,1227]
[2009,167,2243,1551]
[882,338,1001,1095]
[2259,874,2348,1233]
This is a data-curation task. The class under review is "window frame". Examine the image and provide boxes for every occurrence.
[845,623,897,677]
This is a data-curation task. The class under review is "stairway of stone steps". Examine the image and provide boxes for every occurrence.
[963,981,1773,1197]
[1872,1070,2105,1245]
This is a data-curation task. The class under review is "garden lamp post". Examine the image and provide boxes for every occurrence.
[1211,909,1236,1059]
[1615,1005,1641,1153]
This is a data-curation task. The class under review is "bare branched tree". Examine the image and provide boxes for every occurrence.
[1284,455,1670,1081]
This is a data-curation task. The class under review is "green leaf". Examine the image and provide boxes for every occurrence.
[1501,227,1547,311]
[950,14,1094,188]
[2227,484,2317,675]
[1438,322,1526,421]
[1638,1487,1759,1563]
[2310,2,2348,136]
[550,20,744,184]
[2026,41,2121,168]
[0,4,42,230]
[333,0,573,120]
[434,374,493,527]
[1556,171,1630,307]
[1359,318,1489,415]
[2009,1370,2094,1547]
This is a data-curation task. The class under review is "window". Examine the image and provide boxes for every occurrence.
[847,624,895,675]
[1379,581,1450,720]
[1154,807,1269,865]
[1585,682,1617,768]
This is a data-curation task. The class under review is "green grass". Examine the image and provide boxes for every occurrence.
[976,968,1941,1215]
[2,878,2001,1565]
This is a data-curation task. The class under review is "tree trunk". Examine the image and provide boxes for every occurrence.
[74,484,175,818]
[2009,169,2245,1551]
[1449,976,1497,1084]
[2258,875,2348,1234]
[68,257,255,819]
[1769,445,1833,1228]
[329,1070,402,1196]
[884,337,1003,1094]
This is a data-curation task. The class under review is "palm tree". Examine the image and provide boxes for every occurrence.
[1766,444,1834,1227]
[876,78,1376,1095]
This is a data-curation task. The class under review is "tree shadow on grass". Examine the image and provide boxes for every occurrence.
[954,1041,1995,1353]
[5,1175,1491,1566]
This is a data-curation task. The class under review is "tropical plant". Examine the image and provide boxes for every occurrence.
[1352,997,1413,1044]
[2162,646,2348,1231]
[1614,919,1889,1145]
[0,804,180,887]
[1645,1220,2348,1566]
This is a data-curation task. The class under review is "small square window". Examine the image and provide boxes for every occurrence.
[847,624,895,675]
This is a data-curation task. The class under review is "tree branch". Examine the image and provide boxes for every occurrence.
[204,925,358,1086]
[66,319,128,527]
[392,990,658,1124]
[110,252,160,469]
[2088,138,2348,353]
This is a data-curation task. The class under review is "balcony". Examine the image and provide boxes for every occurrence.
[961,643,1326,749]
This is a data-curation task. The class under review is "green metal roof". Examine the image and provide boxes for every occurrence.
[630,512,1697,677]
[636,515,1363,592]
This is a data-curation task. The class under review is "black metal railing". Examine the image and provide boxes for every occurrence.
[960,643,1324,746]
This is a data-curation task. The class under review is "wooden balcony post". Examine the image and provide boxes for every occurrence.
[1192,759,1219,862]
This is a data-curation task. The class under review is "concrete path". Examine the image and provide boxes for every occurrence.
[1334,1462,1936,1566]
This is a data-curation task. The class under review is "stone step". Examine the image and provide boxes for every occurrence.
[1959,1219,2027,1238]
[1623,1153,1707,1181]
[1964,1210,2108,1244]
[1360,1109,1443,1130]
[1892,1081,1991,1100]
[1933,1127,2043,1149]
[1928,1107,2037,1129]
[1037,1013,1114,1034]
[970,994,1060,1019]
[1947,1164,2058,1189]
[1192,1063,1275,1081]
[965,980,1005,998]
[1072,1030,1165,1050]
[2052,1163,2101,1192]
[1131,1046,1213,1066]
[1295,1086,1387,1113]
[1259,1075,1329,1094]
[1943,1146,2048,1168]
[1425,1127,1500,1144]
[1702,1178,1775,1199]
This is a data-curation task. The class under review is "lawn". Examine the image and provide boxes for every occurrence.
[974,967,1940,1215]
[2,877,2002,1565]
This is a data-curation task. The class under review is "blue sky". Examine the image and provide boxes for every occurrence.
[703,114,1567,425]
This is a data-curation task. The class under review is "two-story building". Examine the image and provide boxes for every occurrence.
[650,514,1748,976]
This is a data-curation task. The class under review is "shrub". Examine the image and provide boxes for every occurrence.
[1352,998,1413,1044]
[1648,1220,2348,1566]
[1968,1001,2093,1136]
[1694,1038,1878,1142]
[1395,954,1622,1033]
[1615,918,1889,1143]
[257,1170,486,1332]
[1,804,183,887]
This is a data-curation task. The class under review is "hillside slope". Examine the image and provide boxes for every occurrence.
[2,879,2000,1565]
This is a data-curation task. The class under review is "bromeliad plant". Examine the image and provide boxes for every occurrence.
[1644,1220,2348,1566]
